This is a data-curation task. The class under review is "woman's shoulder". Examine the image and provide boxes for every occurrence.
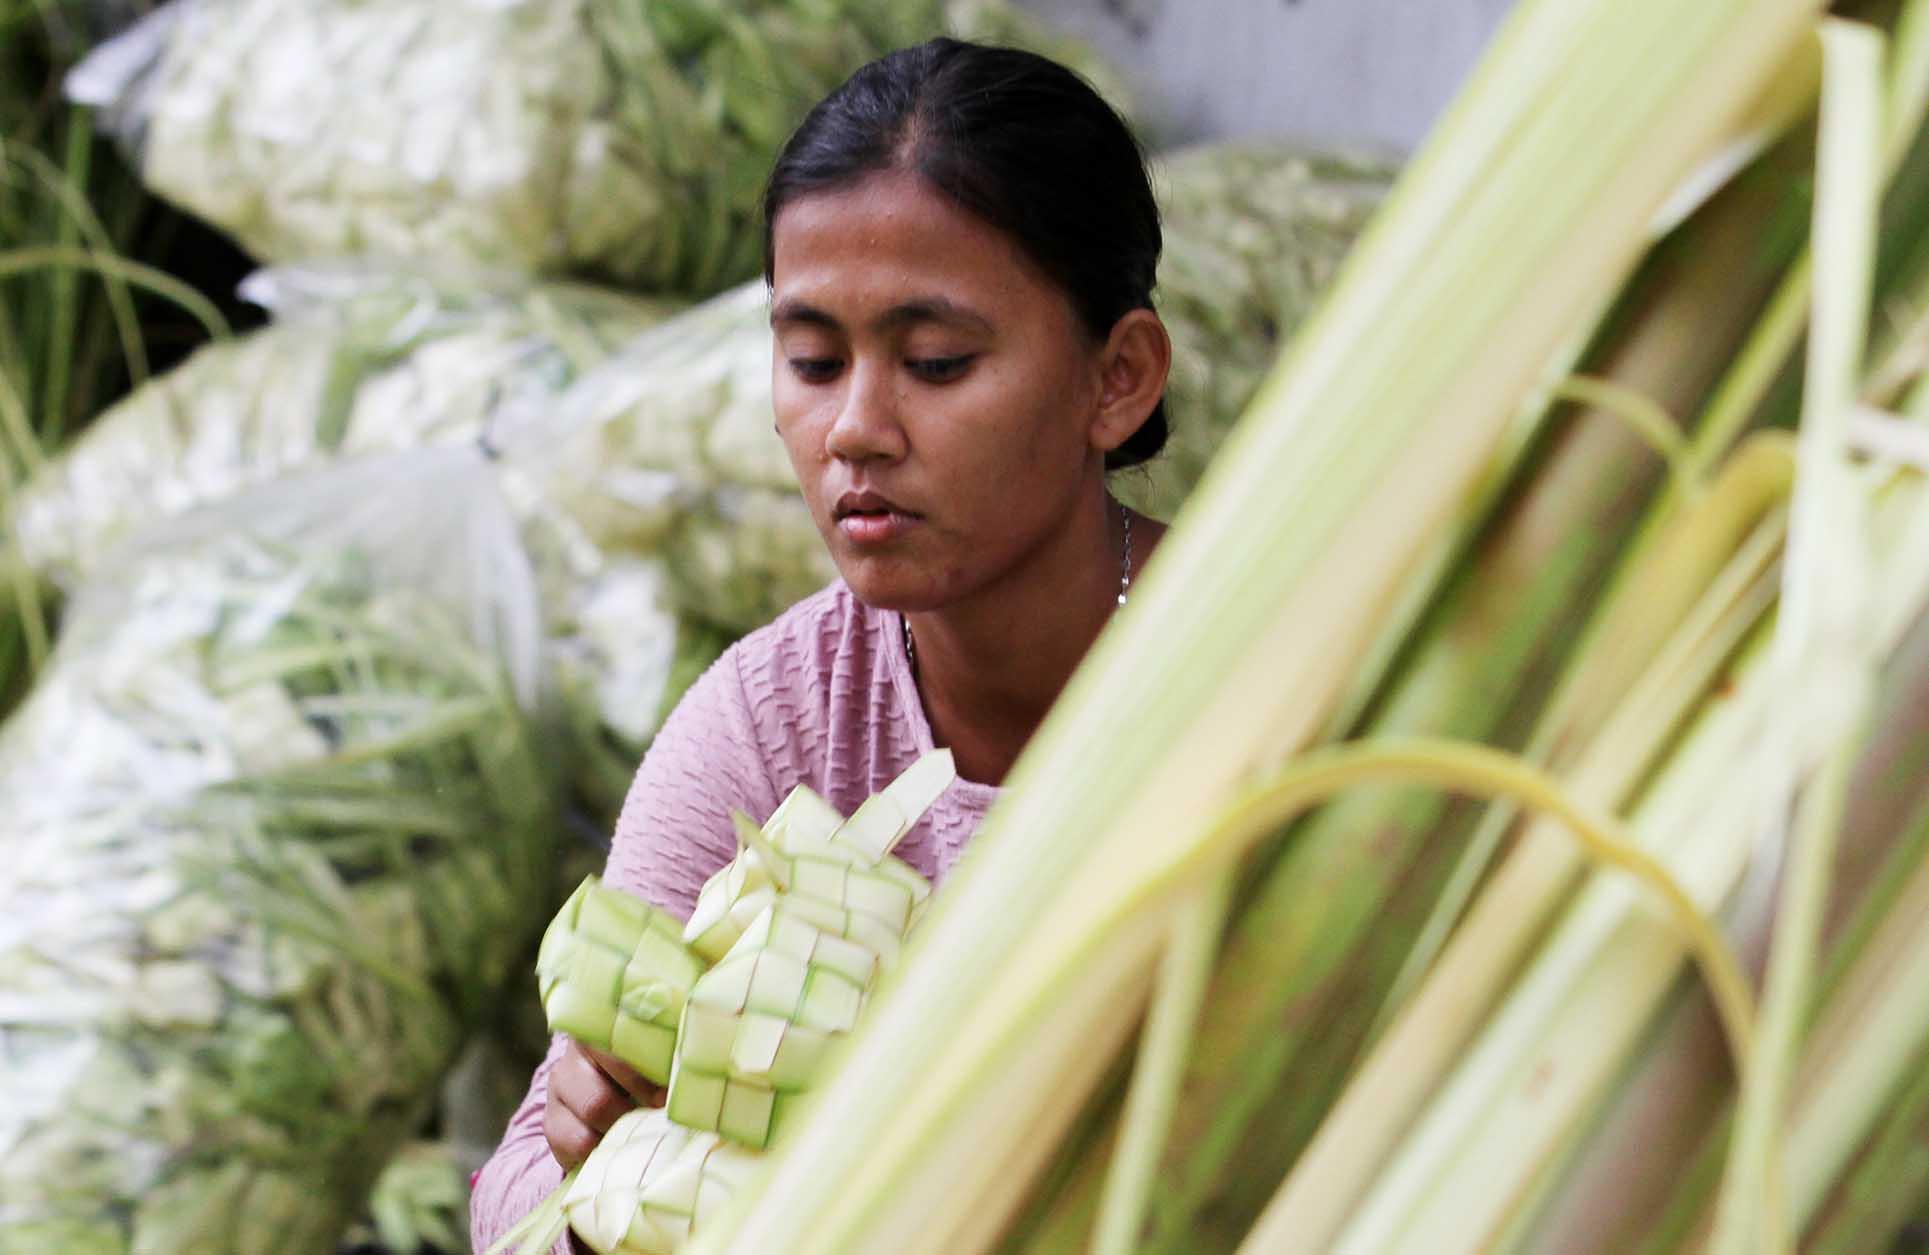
[721,578,893,699]
[712,580,939,805]
[605,582,890,914]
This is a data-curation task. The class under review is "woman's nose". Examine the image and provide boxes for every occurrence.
[825,360,908,463]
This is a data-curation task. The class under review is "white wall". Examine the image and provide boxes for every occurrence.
[1015,0,1517,155]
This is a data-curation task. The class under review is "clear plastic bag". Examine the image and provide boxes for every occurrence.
[0,447,558,1254]
[1128,141,1393,517]
[66,0,1130,293]
[9,262,675,589]
[69,0,608,278]
[3,260,721,825]
[546,550,733,822]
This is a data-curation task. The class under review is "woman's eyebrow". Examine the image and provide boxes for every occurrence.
[769,296,992,335]
[770,298,837,330]
[874,298,993,335]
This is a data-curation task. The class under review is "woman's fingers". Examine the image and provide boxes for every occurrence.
[544,1092,603,1171]
[544,1039,676,1169]
[580,1043,666,1107]
[558,1043,639,1130]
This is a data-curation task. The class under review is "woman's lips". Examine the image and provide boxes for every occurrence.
[838,508,919,545]
[834,491,920,545]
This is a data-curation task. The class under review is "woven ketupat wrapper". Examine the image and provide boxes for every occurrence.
[538,879,706,1087]
[509,751,955,1255]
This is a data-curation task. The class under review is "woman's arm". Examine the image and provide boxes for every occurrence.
[469,649,781,1253]
[602,649,782,916]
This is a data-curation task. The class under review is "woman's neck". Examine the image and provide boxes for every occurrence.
[904,496,1157,786]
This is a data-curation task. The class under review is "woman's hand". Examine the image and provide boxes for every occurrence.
[544,1039,666,1170]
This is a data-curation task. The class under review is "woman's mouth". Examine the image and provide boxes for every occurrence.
[834,492,921,545]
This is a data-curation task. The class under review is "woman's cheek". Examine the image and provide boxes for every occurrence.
[773,396,824,467]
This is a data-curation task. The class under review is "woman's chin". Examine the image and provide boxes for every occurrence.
[841,575,921,613]
[834,560,940,614]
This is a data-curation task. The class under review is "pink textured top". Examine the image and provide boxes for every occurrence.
[469,580,999,1253]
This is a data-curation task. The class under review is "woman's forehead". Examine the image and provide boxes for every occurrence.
[773,171,990,256]
[769,171,1061,318]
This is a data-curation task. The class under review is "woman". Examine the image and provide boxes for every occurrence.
[471,35,1171,1249]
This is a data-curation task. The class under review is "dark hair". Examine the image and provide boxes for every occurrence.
[761,37,1168,471]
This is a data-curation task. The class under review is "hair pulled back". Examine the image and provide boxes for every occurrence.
[762,37,1168,470]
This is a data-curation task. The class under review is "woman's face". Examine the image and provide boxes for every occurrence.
[769,168,1110,614]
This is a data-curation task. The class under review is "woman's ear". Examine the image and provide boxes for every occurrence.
[1089,309,1172,453]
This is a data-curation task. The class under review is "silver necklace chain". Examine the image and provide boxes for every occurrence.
[902,502,1132,673]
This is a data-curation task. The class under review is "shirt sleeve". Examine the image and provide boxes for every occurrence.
[469,649,782,1254]
[466,1035,575,1255]
[602,647,783,917]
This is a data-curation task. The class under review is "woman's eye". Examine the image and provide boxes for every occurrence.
[907,355,974,382]
[788,357,842,383]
